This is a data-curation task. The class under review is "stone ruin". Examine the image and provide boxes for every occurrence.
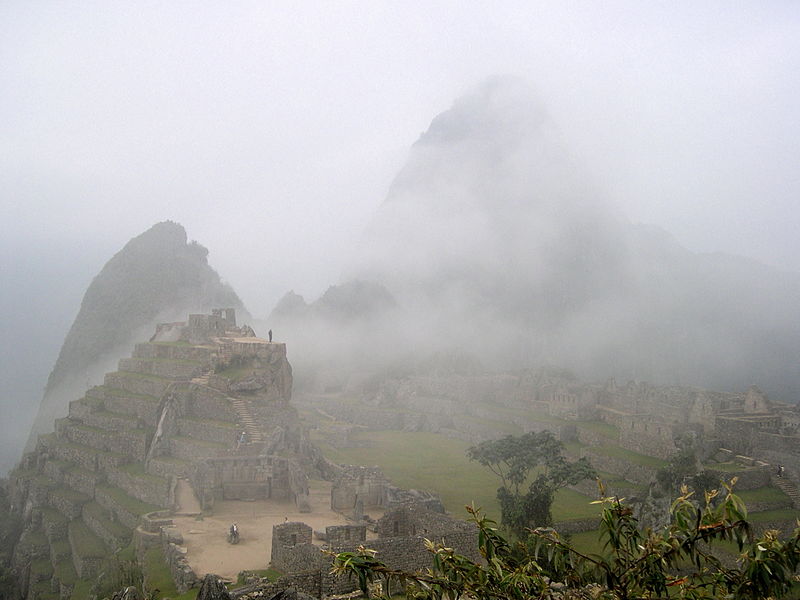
[6,310,320,600]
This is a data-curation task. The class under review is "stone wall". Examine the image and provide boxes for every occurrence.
[133,342,214,362]
[376,504,472,539]
[106,467,171,507]
[119,357,204,380]
[184,385,237,422]
[176,417,237,445]
[325,525,366,549]
[271,522,315,573]
[63,467,102,498]
[331,466,388,511]
[104,371,172,399]
[580,449,656,485]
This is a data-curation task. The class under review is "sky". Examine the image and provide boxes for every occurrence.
[2,0,799,317]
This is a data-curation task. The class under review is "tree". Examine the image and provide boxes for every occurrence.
[466,430,595,535]
[332,479,800,599]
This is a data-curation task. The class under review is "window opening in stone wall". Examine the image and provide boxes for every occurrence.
[291,534,297,545]
[393,521,399,535]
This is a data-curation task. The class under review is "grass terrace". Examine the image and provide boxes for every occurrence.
[96,485,159,517]
[590,445,667,468]
[737,486,792,506]
[318,430,600,523]
[68,520,107,559]
[576,420,620,440]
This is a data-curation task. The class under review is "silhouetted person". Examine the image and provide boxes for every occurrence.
[268,329,273,342]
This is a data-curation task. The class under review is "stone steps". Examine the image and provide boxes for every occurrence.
[228,396,265,444]
[771,475,800,509]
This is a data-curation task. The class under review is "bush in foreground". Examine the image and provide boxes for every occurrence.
[333,479,800,599]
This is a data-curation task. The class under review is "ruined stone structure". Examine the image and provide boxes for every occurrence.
[7,310,316,600]
[261,502,479,598]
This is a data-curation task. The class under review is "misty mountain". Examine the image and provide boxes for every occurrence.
[25,221,245,451]
[273,77,800,401]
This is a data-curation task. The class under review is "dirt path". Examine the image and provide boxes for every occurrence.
[175,479,202,514]
[171,480,375,581]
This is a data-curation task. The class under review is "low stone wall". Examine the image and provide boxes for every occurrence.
[619,429,677,461]
[575,427,610,447]
[64,466,102,498]
[176,417,237,445]
[42,440,101,472]
[104,371,172,399]
[553,518,601,534]
[705,467,769,491]
[59,421,148,462]
[95,487,142,530]
[43,461,66,484]
[48,489,90,520]
[133,342,214,362]
[119,357,204,380]
[107,468,171,507]
[40,510,68,543]
[147,457,195,480]
[185,386,237,422]
[67,522,104,578]
[580,450,656,485]
[82,502,131,551]
[102,392,161,427]
[68,399,95,420]
[83,411,141,433]
[161,531,198,594]
[170,436,227,460]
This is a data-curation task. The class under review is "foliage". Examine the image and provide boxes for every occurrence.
[656,448,716,497]
[467,430,596,534]
[332,479,800,599]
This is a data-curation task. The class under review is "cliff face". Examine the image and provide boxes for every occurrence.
[26,221,245,450]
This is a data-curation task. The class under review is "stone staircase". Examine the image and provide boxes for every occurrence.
[228,396,264,445]
[190,369,212,386]
[771,474,800,509]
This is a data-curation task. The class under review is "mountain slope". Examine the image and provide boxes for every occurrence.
[25,221,245,450]
[280,77,800,400]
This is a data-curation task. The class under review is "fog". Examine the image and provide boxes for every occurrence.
[2,2,800,471]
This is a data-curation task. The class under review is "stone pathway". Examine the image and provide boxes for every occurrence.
[228,396,264,445]
[771,475,800,509]
[175,478,203,516]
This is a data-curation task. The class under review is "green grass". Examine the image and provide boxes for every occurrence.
[84,502,132,539]
[319,430,599,523]
[119,463,169,485]
[748,508,799,523]
[142,546,198,600]
[51,487,91,504]
[591,445,667,468]
[118,370,171,382]
[214,365,258,379]
[68,520,107,558]
[706,461,753,472]
[96,485,159,516]
[71,578,94,600]
[576,420,620,440]
[31,556,54,578]
[103,387,158,400]
[737,486,791,506]
[54,559,78,586]
[567,529,608,556]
